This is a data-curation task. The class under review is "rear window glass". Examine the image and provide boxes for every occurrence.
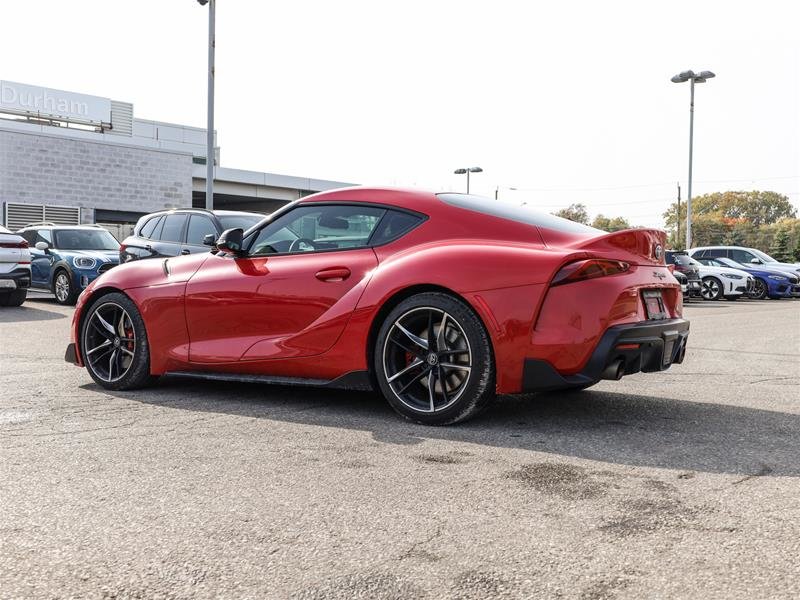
[666,252,691,265]
[437,193,601,234]
[139,216,162,239]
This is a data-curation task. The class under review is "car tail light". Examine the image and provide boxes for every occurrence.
[551,259,630,286]
[0,240,28,248]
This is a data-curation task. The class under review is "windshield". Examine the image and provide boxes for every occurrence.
[749,248,777,263]
[437,193,602,235]
[54,229,120,250]
[717,257,744,269]
[218,214,263,232]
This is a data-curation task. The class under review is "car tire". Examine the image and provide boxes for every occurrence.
[724,295,738,301]
[0,289,27,307]
[53,269,78,305]
[374,292,495,425]
[701,277,723,301]
[750,278,768,300]
[80,292,157,390]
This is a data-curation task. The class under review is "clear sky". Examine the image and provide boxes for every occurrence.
[2,0,798,227]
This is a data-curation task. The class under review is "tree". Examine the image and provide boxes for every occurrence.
[663,190,796,231]
[553,203,589,225]
[770,227,792,262]
[592,214,630,232]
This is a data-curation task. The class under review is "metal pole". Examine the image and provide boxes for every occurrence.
[205,0,215,211]
[686,78,694,249]
[676,182,681,246]
[466,170,470,194]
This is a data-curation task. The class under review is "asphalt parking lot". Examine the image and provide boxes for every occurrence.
[1,294,799,599]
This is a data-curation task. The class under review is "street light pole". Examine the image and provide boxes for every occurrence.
[671,69,714,250]
[199,0,215,211]
[453,167,483,194]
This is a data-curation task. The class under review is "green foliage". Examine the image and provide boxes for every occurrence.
[553,203,589,225]
[662,190,799,253]
[591,214,631,232]
[770,227,793,262]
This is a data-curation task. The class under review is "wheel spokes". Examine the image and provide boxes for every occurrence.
[84,303,136,383]
[387,358,424,383]
[395,322,428,351]
[94,311,116,336]
[384,306,473,414]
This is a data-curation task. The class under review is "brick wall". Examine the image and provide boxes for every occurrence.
[0,128,193,219]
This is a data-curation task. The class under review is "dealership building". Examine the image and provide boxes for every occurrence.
[0,80,352,237]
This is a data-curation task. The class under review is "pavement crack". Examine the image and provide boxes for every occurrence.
[397,524,442,561]
[731,464,773,485]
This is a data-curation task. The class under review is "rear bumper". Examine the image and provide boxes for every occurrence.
[522,318,689,392]
[0,268,31,290]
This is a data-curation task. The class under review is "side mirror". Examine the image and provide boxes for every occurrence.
[750,258,761,264]
[215,228,245,255]
[35,241,50,252]
[202,233,216,247]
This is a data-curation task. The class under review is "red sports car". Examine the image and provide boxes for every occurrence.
[66,187,689,425]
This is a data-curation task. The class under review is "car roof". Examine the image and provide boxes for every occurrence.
[19,225,107,231]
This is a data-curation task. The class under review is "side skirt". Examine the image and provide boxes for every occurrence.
[163,369,374,392]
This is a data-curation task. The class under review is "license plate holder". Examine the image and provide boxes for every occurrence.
[643,290,667,320]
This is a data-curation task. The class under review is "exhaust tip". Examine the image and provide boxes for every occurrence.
[601,359,625,381]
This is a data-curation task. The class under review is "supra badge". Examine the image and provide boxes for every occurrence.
[653,271,666,279]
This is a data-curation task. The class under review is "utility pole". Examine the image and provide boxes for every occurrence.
[677,182,681,247]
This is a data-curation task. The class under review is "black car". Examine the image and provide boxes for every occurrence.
[120,209,264,263]
[665,250,702,298]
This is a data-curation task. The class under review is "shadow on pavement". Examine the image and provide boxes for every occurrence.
[0,303,66,322]
[85,377,799,477]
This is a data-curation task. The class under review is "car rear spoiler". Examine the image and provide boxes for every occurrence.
[568,228,668,266]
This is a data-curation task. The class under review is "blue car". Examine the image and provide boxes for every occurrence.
[694,256,798,299]
[17,224,120,305]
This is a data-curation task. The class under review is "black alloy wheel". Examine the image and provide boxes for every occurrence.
[80,292,156,390]
[374,292,495,425]
[749,278,768,300]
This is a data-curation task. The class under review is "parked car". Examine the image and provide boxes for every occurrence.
[17,224,120,305]
[0,225,31,306]
[690,246,800,278]
[66,188,689,425]
[688,256,753,301]
[672,270,689,298]
[119,209,264,263]
[694,256,799,299]
[665,251,702,298]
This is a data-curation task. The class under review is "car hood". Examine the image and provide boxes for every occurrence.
[60,249,120,264]
[93,251,209,290]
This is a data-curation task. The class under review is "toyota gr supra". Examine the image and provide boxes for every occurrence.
[65,187,689,425]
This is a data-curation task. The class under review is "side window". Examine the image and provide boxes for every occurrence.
[186,215,217,246]
[159,214,188,243]
[21,230,37,245]
[370,210,424,245]
[249,205,386,256]
[706,248,725,258]
[731,249,755,263]
[139,215,162,239]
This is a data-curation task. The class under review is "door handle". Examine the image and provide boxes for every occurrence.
[181,249,191,255]
[315,267,351,282]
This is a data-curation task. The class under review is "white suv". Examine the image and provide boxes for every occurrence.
[0,225,32,306]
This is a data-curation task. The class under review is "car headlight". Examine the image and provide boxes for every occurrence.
[722,273,743,279]
[72,256,97,269]
[768,275,787,281]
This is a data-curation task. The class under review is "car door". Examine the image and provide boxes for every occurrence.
[183,203,385,363]
[150,213,187,258]
[182,214,217,256]
[27,229,53,287]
